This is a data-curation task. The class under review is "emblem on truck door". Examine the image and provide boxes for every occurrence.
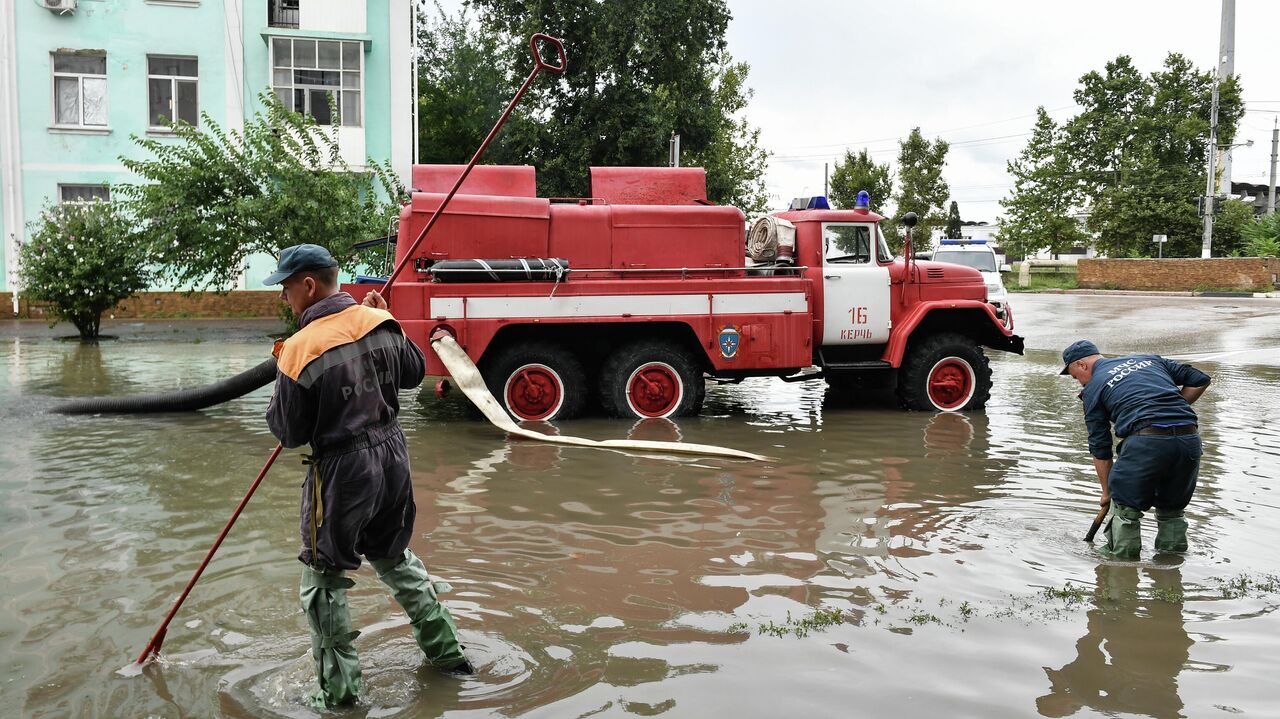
[719,327,741,359]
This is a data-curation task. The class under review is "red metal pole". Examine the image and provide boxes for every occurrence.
[135,443,283,664]
[382,33,566,292]
[132,33,566,666]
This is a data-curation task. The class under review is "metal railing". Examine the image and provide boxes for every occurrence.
[268,0,299,29]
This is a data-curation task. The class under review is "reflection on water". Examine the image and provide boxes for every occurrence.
[1,331,1278,718]
[1038,564,1191,719]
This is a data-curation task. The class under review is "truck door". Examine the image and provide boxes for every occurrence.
[821,222,891,345]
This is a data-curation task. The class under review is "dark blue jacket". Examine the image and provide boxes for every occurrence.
[1082,355,1211,460]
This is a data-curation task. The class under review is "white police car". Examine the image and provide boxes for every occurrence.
[931,239,1012,327]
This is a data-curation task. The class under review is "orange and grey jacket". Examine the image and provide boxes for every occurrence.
[266,292,425,450]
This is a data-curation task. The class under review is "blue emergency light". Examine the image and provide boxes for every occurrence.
[855,191,870,210]
[939,238,986,245]
[789,196,831,210]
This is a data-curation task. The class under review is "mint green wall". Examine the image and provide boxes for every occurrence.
[9,0,229,292]
[6,0,397,293]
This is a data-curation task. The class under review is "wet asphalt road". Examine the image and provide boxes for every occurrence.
[1009,294,1280,368]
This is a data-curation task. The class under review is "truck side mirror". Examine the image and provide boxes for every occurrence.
[902,212,918,228]
[999,264,1012,273]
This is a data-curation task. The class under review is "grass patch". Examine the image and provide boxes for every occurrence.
[1041,584,1090,605]
[1148,587,1184,603]
[1215,573,1280,599]
[750,607,847,639]
[907,611,942,626]
[1192,284,1261,294]
[1006,274,1078,292]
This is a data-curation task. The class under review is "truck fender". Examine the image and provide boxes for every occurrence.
[881,300,1023,366]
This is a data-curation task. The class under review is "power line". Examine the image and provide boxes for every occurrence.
[770,131,1034,162]
[769,105,1074,153]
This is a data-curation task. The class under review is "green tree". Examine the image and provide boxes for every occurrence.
[945,201,962,239]
[18,202,150,340]
[1062,54,1243,257]
[119,92,407,291]
[1241,212,1280,256]
[1213,199,1257,257]
[449,0,769,212]
[828,148,893,213]
[995,107,1088,259]
[416,4,521,165]
[892,127,950,252]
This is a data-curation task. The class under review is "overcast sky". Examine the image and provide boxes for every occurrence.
[725,0,1280,219]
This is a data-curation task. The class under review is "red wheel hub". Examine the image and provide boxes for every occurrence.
[926,358,975,411]
[504,363,564,420]
[626,362,684,418]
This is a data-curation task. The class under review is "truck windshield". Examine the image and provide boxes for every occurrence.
[824,223,891,264]
[935,250,996,272]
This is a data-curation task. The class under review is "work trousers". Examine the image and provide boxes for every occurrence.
[299,422,415,570]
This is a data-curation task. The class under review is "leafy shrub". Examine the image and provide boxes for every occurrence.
[120,92,407,292]
[1241,213,1280,257]
[18,202,151,340]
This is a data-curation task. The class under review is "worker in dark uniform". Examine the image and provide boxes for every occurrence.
[264,244,470,707]
[1060,340,1211,560]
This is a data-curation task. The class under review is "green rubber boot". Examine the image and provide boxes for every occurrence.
[371,550,470,671]
[1099,504,1143,560]
[299,566,363,707]
[1154,508,1189,553]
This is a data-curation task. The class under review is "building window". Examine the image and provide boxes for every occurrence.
[52,53,107,127]
[147,56,199,128]
[268,0,300,29]
[59,184,111,203]
[271,38,361,127]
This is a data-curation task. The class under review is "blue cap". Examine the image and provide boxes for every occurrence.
[1060,339,1100,375]
[264,244,339,285]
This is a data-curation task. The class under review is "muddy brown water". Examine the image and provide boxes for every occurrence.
[1,296,1278,718]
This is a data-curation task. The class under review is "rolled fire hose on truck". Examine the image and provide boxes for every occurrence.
[746,215,796,265]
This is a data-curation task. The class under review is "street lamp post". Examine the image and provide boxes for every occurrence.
[1201,137,1253,258]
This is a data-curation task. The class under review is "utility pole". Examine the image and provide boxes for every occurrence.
[668,132,680,168]
[1268,117,1278,217]
[1202,0,1234,259]
[824,162,829,197]
[1216,0,1236,191]
[1202,80,1219,258]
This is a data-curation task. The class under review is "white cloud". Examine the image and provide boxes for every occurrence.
[727,0,1280,218]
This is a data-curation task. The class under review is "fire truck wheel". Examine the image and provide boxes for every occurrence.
[599,341,705,419]
[482,342,588,422]
[897,333,992,412]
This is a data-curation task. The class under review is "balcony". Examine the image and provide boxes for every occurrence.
[268,0,300,29]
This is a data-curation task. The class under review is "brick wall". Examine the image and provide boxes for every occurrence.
[1077,258,1280,291]
[2,291,284,319]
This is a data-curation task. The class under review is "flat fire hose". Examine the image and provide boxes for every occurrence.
[430,334,770,462]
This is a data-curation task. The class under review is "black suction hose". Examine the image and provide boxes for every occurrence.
[52,357,278,415]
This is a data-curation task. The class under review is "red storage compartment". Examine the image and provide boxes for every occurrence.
[548,204,613,270]
[591,167,708,205]
[411,164,537,197]
[401,193,550,263]
[609,205,745,273]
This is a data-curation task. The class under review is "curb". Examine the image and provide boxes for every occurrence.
[1015,289,1279,299]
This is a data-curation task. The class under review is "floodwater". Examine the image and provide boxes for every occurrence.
[1,295,1278,719]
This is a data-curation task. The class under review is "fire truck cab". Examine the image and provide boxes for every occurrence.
[356,164,1023,421]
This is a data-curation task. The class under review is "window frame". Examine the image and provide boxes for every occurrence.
[269,37,364,128]
[822,222,876,265]
[146,55,200,130]
[58,184,112,204]
[50,52,108,128]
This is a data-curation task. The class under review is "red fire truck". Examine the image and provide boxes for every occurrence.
[353,164,1023,421]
